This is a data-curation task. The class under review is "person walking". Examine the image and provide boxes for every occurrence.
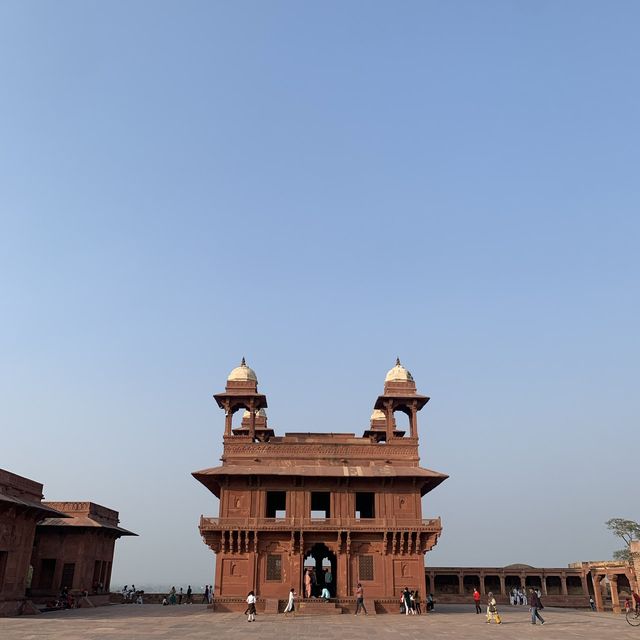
[202,585,209,604]
[402,587,412,615]
[529,588,545,625]
[186,585,192,604]
[354,583,368,615]
[414,590,422,615]
[589,596,596,611]
[486,592,501,624]
[246,590,256,622]
[473,587,481,614]
[284,588,296,615]
[178,587,183,605]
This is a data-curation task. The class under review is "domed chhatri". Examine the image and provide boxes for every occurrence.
[227,357,258,383]
[384,357,414,383]
[242,408,267,419]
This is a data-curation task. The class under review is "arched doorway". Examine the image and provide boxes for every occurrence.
[303,543,336,597]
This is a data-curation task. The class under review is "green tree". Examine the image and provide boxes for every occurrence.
[605,518,640,562]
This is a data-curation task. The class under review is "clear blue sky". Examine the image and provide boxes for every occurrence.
[1,1,639,587]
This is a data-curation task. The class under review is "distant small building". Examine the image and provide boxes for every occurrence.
[31,502,136,597]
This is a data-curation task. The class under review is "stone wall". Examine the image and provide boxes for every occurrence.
[631,541,640,591]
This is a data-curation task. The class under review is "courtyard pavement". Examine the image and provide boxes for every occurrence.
[1,603,637,640]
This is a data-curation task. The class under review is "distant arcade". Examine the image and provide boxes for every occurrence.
[193,359,447,611]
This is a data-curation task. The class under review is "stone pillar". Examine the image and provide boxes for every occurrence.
[561,576,568,596]
[592,574,604,612]
[631,541,640,592]
[479,572,485,595]
[580,574,589,598]
[429,571,435,596]
[224,409,232,436]
[384,400,394,442]
[541,575,547,596]
[499,575,506,596]
[458,573,464,595]
[409,404,417,438]
[249,401,256,441]
[609,575,621,614]
[336,551,348,598]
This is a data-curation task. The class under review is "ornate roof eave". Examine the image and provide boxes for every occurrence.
[213,392,268,410]
[192,464,448,497]
[373,393,430,410]
[0,493,71,519]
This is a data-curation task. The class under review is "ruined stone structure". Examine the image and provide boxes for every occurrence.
[194,359,448,610]
[0,469,63,616]
[579,560,637,613]
[30,502,136,597]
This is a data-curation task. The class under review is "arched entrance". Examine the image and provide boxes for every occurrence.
[303,543,337,598]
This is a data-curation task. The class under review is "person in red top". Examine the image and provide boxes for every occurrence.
[473,588,481,614]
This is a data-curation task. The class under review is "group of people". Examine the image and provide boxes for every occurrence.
[303,567,333,598]
[509,587,530,606]
[162,586,194,605]
[401,588,419,614]
[121,584,143,604]
[202,584,214,604]
[474,587,545,625]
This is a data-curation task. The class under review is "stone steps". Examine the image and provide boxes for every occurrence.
[297,600,343,615]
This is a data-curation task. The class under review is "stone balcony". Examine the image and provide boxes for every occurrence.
[199,515,441,533]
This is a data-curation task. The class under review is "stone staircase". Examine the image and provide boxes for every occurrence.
[297,599,343,615]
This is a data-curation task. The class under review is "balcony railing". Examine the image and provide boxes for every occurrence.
[199,515,441,532]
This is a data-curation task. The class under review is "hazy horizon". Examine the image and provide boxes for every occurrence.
[1,1,638,587]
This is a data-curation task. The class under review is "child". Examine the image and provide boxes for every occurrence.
[246,590,256,622]
[486,592,502,624]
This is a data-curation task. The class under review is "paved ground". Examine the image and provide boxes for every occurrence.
[2,604,638,640]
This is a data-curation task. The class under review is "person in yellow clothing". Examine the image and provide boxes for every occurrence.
[486,592,502,624]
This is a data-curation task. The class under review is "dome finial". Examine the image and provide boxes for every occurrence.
[241,356,246,366]
[396,357,401,366]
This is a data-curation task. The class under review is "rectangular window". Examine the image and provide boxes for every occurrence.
[0,551,8,591]
[359,555,374,581]
[39,559,56,590]
[355,492,375,519]
[310,491,331,519]
[266,554,282,581]
[61,563,76,590]
[266,491,287,518]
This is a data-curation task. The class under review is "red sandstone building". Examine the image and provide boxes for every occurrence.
[194,359,448,611]
[30,501,135,597]
[0,468,134,615]
[0,470,63,616]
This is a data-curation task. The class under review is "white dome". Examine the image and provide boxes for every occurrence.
[242,409,267,418]
[370,409,386,421]
[384,358,414,383]
[227,358,257,382]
